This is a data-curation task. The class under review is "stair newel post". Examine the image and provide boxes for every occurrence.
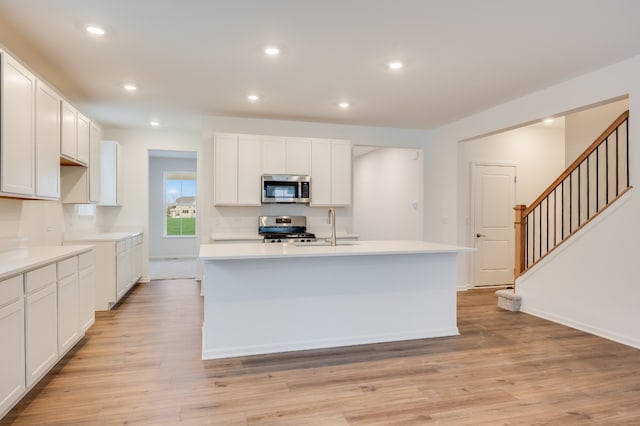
[514,204,527,277]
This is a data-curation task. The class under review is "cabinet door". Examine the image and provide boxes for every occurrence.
[262,136,286,174]
[237,135,262,205]
[35,81,61,199]
[213,134,238,205]
[78,265,95,333]
[76,113,90,165]
[25,282,58,387]
[57,272,79,355]
[286,138,311,175]
[89,122,101,202]
[133,240,142,282]
[0,276,25,416]
[331,140,352,206]
[99,140,119,205]
[310,139,332,206]
[60,101,77,160]
[116,241,131,301]
[1,53,36,196]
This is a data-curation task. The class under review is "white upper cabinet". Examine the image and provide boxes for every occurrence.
[237,135,262,205]
[76,113,90,166]
[213,133,262,206]
[99,140,120,206]
[88,122,101,203]
[310,139,352,206]
[262,136,311,175]
[1,52,36,197]
[285,137,311,175]
[331,139,352,206]
[261,136,286,174]
[310,139,332,205]
[60,100,77,162]
[213,133,239,205]
[60,100,89,166]
[60,120,101,204]
[35,81,61,199]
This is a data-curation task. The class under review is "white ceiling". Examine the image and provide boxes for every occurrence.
[1,0,639,131]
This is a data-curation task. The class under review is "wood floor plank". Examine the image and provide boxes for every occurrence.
[2,281,640,425]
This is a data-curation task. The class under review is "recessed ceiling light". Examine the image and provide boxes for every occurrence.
[264,46,280,56]
[86,25,105,36]
[123,84,137,92]
[388,61,404,70]
[150,121,160,127]
[247,94,260,101]
[339,102,350,109]
[544,118,554,124]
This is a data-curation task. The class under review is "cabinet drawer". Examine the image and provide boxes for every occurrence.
[25,264,56,294]
[79,251,93,270]
[57,257,78,279]
[133,235,142,246]
[0,274,23,307]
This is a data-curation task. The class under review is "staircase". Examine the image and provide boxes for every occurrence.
[514,110,630,276]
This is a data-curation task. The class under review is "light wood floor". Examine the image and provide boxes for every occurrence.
[3,280,640,425]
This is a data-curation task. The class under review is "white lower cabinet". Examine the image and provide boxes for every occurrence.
[25,265,58,388]
[64,233,142,311]
[78,252,95,333]
[116,239,131,301]
[0,249,94,419]
[0,275,25,418]
[57,258,79,356]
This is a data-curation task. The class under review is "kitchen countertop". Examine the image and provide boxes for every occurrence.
[200,240,473,260]
[63,231,142,242]
[0,245,94,280]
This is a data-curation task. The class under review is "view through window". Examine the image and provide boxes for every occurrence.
[164,172,196,237]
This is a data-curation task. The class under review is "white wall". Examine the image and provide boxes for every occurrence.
[459,125,566,208]
[0,195,100,249]
[100,127,203,280]
[200,116,433,241]
[432,54,640,347]
[148,156,198,259]
[565,98,629,166]
[353,148,423,240]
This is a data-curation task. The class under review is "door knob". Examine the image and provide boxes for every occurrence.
[476,233,486,238]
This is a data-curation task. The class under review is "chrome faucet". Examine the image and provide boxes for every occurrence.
[326,208,337,246]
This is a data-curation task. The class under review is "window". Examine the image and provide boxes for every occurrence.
[164,172,196,237]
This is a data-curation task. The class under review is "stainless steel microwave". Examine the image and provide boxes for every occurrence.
[261,175,311,204]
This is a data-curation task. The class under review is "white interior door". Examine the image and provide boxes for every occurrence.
[472,164,516,286]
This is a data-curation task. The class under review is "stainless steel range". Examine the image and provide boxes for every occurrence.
[259,215,316,243]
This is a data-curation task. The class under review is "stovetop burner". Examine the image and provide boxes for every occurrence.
[259,215,316,243]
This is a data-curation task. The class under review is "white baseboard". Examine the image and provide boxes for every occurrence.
[521,306,640,350]
[202,327,460,360]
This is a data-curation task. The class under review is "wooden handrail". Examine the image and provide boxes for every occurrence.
[523,110,629,217]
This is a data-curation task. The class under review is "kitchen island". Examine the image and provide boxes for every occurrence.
[199,240,473,360]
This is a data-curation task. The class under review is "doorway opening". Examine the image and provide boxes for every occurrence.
[148,150,198,280]
[353,146,423,240]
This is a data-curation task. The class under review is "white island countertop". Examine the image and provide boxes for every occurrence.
[200,240,474,261]
[0,245,94,280]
